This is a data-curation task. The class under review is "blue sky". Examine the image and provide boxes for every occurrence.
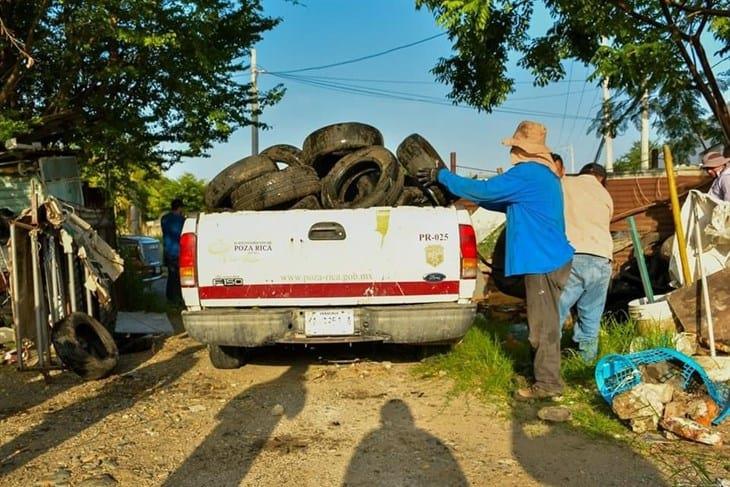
[168,0,644,180]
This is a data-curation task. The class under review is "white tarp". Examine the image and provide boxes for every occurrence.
[470,207,506,244]
[669,190,730,287]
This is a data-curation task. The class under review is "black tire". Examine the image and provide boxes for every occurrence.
[231,166,321,211]
[208,344,246,369]
[396,134,445,177]
[260,144,305,167]
[52,312,119,380]
[321,146,404,209]
[395,186,428,206]
[423,185,450,206]
[302,122,384,176]
[290,195,322,210]
[205,155,278,208]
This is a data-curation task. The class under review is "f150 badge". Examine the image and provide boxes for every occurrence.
[212,277,244,286]
[425,244,444,267]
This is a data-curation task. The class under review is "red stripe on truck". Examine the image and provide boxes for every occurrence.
[198,281,460,299]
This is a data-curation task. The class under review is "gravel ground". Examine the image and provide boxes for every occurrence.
[0,333,697,486]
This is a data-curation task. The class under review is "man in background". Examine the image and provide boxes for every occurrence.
[559,163,613,362]
[702,151,730,202]
[418,120,573,400]
[161,198,185,305]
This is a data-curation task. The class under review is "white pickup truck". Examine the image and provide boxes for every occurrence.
[179,206,478,368]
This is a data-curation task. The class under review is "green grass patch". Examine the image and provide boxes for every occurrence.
[418,312,677,439]
[416,314,517,401]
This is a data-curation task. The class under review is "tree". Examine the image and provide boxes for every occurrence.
[613,140,660,172]
[145,173,207,220]
[0,1,282,193]
[416,0,730,154]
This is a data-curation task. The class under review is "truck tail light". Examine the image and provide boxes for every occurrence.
[179,232,197,287]
[459,224,478,279]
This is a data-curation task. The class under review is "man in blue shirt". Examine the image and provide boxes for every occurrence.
[418,121,574,399]
[161,198,185,305]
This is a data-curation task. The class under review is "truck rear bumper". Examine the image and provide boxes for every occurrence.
[182,303,476,347]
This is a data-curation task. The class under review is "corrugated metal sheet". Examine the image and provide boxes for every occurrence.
[0,175,39,213]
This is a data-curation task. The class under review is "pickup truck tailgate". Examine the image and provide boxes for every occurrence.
[194,207,467,307]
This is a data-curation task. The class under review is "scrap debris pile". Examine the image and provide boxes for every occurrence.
[204,122,453,211]
[599,352,728,446]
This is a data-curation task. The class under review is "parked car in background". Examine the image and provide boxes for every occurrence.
[118,235,163,281]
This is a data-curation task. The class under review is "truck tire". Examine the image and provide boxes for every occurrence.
[302,122,384,177]
[208,345,246,369]
[321,146,404,209]
[289,195,322,210]
[422,185,450,206]
[396,186,428,206]
[205,155,278,208]
[52,312,119,380]
[260,144,305,167]
[231,166,320,211]
[396,133,445,177]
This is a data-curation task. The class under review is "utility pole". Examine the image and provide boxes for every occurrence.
[640,90,650,171]
[250,48,259,156]
[602,76,614,172]
[568,144,575,174]
[450,152,457,173]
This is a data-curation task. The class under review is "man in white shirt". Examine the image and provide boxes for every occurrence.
[559,163,614,362]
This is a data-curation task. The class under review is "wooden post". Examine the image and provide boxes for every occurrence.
[664,145,692,286]
[450,152,457,173]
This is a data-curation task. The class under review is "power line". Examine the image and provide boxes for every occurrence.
[566,79,590,144]
[558,61,574,145]
[260,72,589,85]
[269,72,593,121]
[268,32,447,74]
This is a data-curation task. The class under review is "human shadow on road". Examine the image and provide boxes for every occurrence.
[511,403,668,486]
[162,363,308,486]
[0,345,202,474]
[343,398,467,487]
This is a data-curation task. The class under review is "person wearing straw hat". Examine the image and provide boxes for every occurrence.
[417,120,574,400]
[702,151,730,202]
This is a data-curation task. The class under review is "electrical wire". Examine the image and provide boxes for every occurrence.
[258,72,588,85]
[268,72,593,121]
[566,78,590,145]
[267,32,447,74]
[558,61,574,145]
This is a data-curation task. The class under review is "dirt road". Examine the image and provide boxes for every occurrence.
[0,334,683,486]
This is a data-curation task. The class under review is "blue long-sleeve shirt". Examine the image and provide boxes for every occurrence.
[438,162,573,276]
[161,212,185,260]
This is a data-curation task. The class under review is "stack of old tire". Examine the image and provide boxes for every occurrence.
[204,122,452,211]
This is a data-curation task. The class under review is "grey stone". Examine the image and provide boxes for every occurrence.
[537,406,572,423]
[77,473,118,487]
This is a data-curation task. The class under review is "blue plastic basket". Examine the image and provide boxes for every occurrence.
[594,348,730,425]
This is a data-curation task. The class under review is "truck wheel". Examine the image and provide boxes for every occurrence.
[260,144,305,167]
[289,195,321,210]
[52,312,119,380]
[321,146,404,209]
[231,166,320,211]
[302,122,384,177]
[396,133,446,177]
[208,345,246,369]
[205,155,278,208]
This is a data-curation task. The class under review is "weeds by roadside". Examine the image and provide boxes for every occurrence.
[417,312,675,439]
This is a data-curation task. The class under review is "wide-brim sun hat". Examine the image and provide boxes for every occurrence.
[701,151,730,169]
[501,120,552,155]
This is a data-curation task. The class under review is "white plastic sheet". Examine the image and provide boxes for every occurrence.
[669,190,730,287]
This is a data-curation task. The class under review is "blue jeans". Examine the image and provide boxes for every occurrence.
[558,254,612,361]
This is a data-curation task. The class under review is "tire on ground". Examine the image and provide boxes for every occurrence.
[289,195,322,210]
[260,144,305,167]
[52,312,119,380]
[208,345,246,369]
[302,122,384,177]
[396,133,446,177]
[231,166,321,211]
[321,146,404,209]
[205,155,278,208]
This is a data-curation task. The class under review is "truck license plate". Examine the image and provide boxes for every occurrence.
[304,309,355,336]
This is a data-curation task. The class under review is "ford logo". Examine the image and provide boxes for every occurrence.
[423,272,446,282]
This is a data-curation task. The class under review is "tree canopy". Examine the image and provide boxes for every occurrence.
[0,0,282,191]
[416,0,730,157]
[613,140,660,172]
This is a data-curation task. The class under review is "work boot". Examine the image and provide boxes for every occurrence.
[514,384,562,402]
[577,339,598,363]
